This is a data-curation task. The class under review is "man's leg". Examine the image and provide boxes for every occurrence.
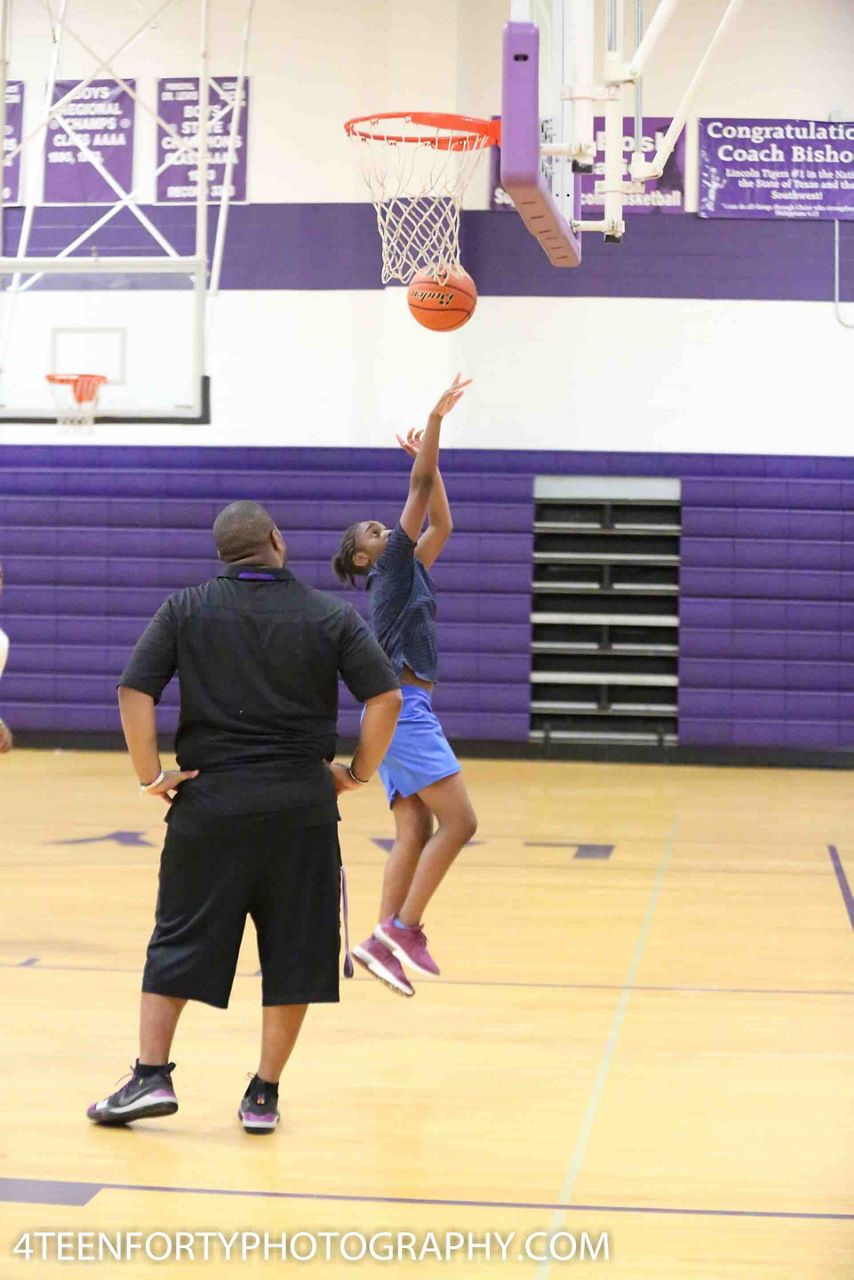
[87,993,185,1127]
[139,993,187,1064]
[241,820,340,1132]
[258,1004,308,1082]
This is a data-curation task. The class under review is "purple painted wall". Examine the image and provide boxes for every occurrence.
[1,446,852,750]
[2,205,852,301]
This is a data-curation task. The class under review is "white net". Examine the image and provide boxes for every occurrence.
[347,114,495,284]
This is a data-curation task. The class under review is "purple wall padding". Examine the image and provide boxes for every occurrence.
[679,476,854,750]
[1,445,853,749]
[2,204,852,302]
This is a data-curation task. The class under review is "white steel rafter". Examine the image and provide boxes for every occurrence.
[0,0,255,421]
[518,0,747,242]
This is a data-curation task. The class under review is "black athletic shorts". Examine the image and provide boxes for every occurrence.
[142,809,342,1009]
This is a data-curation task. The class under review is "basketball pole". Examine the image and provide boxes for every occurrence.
[0,0,9,263]
[209,0,256,299]
[601,0,626,240]
[566,0,596,171]
[631,0,643,178]
[190,0,210,420]
[0,0,70,383]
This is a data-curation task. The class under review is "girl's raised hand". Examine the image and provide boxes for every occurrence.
[430,373,472,419]
[395,426,424,458]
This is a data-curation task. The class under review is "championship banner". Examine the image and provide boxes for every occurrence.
[491,115,685,215]
[698,118,854,220]
[43,80,136,204]
[580,116,686,215]
[157,77,249,203]
[3,81,24,204]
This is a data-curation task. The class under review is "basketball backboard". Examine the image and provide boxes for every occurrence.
[0,261,208,424]
[501,0,583,267]
[0,0,252,426]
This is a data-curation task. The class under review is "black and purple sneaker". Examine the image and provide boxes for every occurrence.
[239,1075,280,1134]
[87,1062,178,1126]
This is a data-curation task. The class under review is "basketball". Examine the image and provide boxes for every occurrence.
[407,268,478,331]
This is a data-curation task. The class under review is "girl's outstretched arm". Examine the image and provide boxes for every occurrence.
[396,428,453,569]
[398,373,470,542]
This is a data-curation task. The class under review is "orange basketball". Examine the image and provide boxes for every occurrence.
[407,268,477,332]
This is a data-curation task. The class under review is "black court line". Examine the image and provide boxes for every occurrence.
[0,1178,850,1221]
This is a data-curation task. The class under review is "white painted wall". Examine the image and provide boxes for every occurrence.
[0,1,852,456]
[1,290,852,457]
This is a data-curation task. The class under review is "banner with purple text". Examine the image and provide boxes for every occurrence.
[3,82,24,204]
[698,119,854,220]
[157,77,249,203]
[44,80,136,204]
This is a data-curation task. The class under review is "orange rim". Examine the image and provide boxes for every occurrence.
[344,112,500,151]
[46,372,107,405]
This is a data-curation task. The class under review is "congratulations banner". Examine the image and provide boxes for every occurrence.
[157,77,249,203]
[44,80,136,203]
[3,81,24,204]
[698,118,854,220]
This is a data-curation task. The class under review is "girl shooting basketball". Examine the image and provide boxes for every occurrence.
[332,374,477,997]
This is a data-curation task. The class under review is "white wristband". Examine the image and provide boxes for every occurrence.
[140,770,166,792]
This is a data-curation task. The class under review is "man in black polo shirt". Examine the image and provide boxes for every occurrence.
[87,501,401,1134]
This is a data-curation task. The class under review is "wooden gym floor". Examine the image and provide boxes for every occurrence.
[1,749,852,1277]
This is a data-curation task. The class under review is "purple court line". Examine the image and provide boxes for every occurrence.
[524,841,590,847]
[0,1177,850,1221]
[4,857,834,877]
[827,845,854,931]
[1,959,851,998]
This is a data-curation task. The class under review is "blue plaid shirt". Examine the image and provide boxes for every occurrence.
[367,524,438,683]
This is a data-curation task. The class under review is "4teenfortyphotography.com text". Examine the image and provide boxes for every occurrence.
[11,1228,612,1265]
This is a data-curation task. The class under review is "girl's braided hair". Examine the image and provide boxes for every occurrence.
[331,521,368,588]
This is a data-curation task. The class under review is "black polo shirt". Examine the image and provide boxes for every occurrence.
[119,563,398,824]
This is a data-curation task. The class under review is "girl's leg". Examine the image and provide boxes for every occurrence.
[396,772,477,925]
[379,794,433,920]
[353,795,431,997]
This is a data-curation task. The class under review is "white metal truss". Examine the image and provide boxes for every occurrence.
[526,0,747,241]
[0,0,255,420]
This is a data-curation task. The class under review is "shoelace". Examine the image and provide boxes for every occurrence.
[114,1061,174,1091]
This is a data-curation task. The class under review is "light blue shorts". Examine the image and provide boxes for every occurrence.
[374,686,461,808]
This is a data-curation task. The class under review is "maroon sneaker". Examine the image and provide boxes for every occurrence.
[353,935,414,997]
[374,916,440,977]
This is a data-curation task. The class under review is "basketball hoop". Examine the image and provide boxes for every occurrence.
[344,112,500,285]
[45,373,107,427]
